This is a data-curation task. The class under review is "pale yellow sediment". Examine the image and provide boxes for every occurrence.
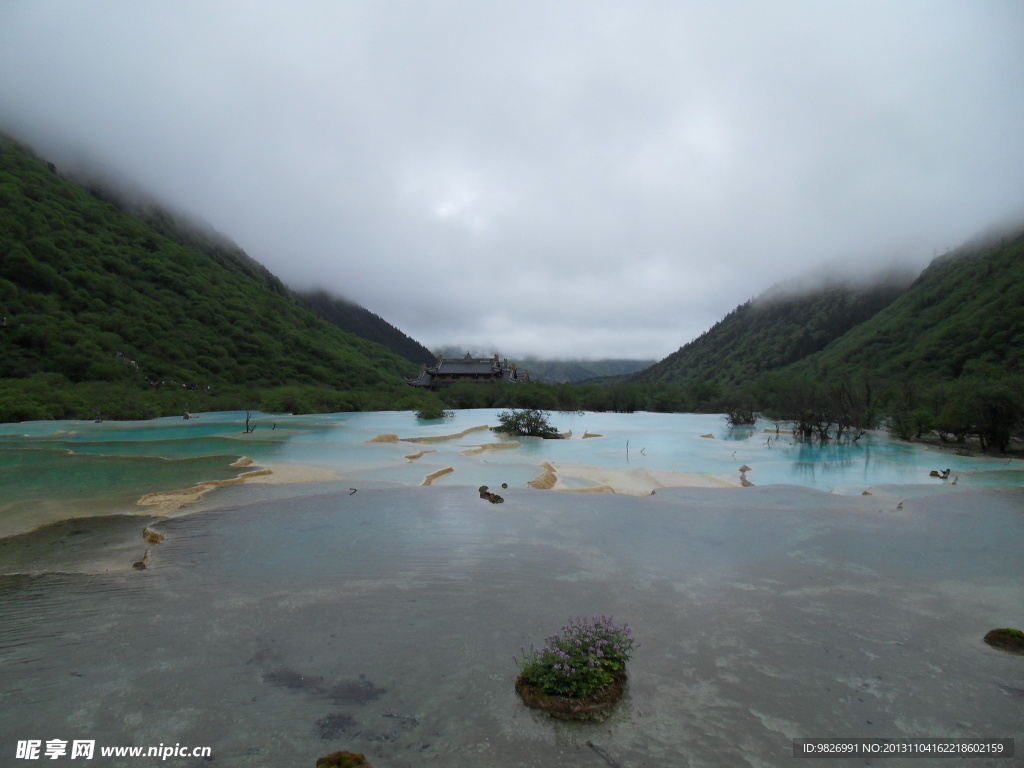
[564,485,616,493]
[739,465,755,487]
[244,465,340,484]
[136,469,271,514]
[136,464,341,515]
[405,449,436,461]
[582,432,603,439]
[367,433,400,443]
[143,528,165,544]
[527,462,558,490]
[422,467,455,485]
[532,462,738,495]
[463,441,521,456]
[401,425,491,443]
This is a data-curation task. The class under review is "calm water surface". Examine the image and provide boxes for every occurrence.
[0,411,1021,766]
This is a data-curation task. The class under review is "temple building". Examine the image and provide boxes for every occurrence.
[407,353,529,388]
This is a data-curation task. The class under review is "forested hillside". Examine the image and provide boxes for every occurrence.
[0,135,419,421]
[64,153,438,368]
[297,289,434,366]
[625,230,1023,451]
[636,271,914,389]
[793,231,1024,381]
[769,230,1024,451]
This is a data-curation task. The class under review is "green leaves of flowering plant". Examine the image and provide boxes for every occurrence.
[514,615,638,699]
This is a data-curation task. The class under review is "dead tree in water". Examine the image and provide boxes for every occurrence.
[244,411,256,433]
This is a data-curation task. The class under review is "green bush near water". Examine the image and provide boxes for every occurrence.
[493,408,562,438]
[414,402,454,420]
[514,615,637,699]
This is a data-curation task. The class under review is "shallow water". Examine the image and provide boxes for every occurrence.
[1,484,1021,766]
[1,411,1022,766]
[1,410,1020,527]
[0,447,243,538]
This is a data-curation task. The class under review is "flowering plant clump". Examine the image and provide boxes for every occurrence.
[514,615,638,699]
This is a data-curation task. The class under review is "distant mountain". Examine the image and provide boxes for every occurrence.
[296,289,434,366]
[634,268,915,389]
[0,133,417,420]
[519,358,656,383]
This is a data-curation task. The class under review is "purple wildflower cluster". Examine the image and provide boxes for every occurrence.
[514,615,638,699]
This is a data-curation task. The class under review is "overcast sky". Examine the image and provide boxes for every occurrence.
[2,1,1023,360]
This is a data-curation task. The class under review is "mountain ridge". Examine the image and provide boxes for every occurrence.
[2,130,1021,444]
[0,133,420,420]
[791,226,1024,382]
[633,270,916,389]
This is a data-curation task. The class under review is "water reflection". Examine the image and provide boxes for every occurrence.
[720,425,757,441]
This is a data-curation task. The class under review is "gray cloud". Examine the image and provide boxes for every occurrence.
[2,0,1023,360]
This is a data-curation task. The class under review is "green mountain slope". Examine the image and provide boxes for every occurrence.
[635,271,914,389]
[793,230,1024,381]
[0,135,418,421]
[619,228,1022,450]
[69,155,437,368]
[297,289,434,366]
